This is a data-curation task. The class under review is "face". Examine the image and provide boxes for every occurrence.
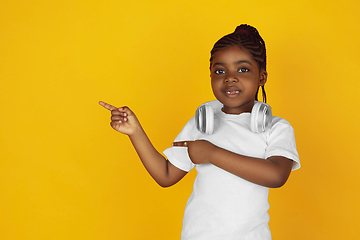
[210,46,267,114]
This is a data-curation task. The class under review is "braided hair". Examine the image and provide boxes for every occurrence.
[210,24,267,103]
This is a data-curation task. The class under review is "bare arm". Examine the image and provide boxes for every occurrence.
[173,140,293,188]
[99,101,187,187]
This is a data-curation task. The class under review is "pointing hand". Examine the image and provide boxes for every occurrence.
[99,101,141,136]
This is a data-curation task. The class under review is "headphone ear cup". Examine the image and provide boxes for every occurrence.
[195,104,214,134]
[250,102,273,133]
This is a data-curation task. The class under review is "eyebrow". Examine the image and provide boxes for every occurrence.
[212,60,253,67]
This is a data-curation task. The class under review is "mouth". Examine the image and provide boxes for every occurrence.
[225,90,241,97]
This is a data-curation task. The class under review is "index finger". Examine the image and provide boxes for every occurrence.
[172,141,193,147]
[99,101,117,111]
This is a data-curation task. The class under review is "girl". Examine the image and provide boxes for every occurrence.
[99,24,300,240]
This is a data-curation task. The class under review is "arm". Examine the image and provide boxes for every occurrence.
[99,101,187,187]
[173,140,293,188]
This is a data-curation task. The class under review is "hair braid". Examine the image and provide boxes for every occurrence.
[210,24,267,102]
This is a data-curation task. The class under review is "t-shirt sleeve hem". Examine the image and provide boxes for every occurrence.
[265,152,301,171]
[163,147,194,172]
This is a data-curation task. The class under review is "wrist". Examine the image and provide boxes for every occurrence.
[208,143,220,164]
[128,125,145,140]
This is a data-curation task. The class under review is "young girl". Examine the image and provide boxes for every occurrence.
[99,24,300,240]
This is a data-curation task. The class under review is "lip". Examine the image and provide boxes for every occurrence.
[224,87,241,97]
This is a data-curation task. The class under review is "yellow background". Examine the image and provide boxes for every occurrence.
[1,0,359,239]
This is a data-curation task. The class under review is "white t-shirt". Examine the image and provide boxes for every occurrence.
[163,101,300,240]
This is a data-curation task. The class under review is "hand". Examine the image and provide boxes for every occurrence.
[99,101,141,136]
[172,140,217,165]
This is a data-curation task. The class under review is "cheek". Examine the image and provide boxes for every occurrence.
[244,80,261,95]
[210,79,220,91]
[211,82,224,99]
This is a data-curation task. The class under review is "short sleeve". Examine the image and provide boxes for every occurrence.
[265,117,300,171]
[163,118,196,172]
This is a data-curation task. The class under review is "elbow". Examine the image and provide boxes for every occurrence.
[155,178,176,188]
[266,158,293,188]
[267,174,290,188]
[158,182,173,188]
[268,180,286,188]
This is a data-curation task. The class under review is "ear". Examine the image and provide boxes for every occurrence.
[259,69,268,86]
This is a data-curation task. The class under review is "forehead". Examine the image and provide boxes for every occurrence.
[211,46,255,66]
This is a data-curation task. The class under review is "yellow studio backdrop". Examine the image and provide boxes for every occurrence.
[1,0,359,239]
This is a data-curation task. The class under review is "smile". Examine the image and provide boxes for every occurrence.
[226,90,240,94]
[225,90,241,97]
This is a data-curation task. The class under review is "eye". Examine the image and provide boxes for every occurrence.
[238,68,249,73]
[214,69,225,74]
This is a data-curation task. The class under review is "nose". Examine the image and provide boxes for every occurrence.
[224,75,238,83]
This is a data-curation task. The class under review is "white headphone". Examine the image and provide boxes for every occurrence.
[195,100,273,134]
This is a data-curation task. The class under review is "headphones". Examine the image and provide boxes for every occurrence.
[195,100,273,134]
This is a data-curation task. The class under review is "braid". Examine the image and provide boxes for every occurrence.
[210,24,267,102]
[255,86,267,103]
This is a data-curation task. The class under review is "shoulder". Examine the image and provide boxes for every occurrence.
[173,116,198,141]
[269,116,294,133]
[271,116,292,126]
[267,116,296,144]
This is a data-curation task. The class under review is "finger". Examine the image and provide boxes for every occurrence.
[118,106,135,119]
[172,141,193,147]
[111,115,128,122]
[111,109,122,115]
[111,110,127,117]
[110,121,122,129]
[117,106,132,114]
[99,101,117,111]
